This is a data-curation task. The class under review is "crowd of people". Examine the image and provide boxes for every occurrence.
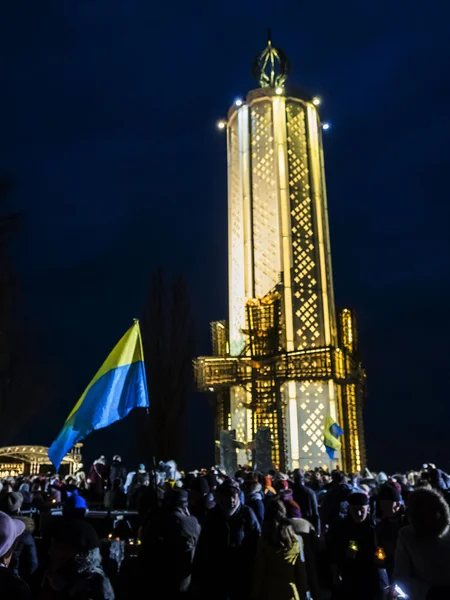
[0,457,450,599]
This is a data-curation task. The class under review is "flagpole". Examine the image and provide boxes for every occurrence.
[134,318,158,498]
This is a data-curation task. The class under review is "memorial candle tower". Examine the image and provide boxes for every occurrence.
[195,35,366,472]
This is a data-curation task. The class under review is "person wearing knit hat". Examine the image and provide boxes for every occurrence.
[0,511,31,599]
[42,517,114,599]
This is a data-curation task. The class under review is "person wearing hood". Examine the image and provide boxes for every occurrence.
[189,476,215,527]
[279,489,320,599]
[193,479,260,600]
[109,455,127,488]
[0,491,38,586]
[252,498,309,600]
[0,511,32,598]
[87,456,109,502]
[245,478,265,527]
[18,483,32,511]
[74,465,87,492]
[395,488,450,599]
[39,517,114,599]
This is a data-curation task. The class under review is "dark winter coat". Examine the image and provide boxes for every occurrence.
[109,461,127,487]
[38,547,114,600]
[292,483,321,535]
[0,565,32,599]
[11,517,39,584]
[88,462,109,500]
[193,503,260,600]
[330,516,385,600]
[103,489,126,511]
[141,506,201,594]
[246,488,265,527]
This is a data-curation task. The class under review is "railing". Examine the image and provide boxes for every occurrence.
[194,346,358,391]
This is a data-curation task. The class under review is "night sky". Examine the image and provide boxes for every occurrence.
[1,2,449,473]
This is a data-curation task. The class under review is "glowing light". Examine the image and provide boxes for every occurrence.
[348,540,359,552]
[322,122,330,130]
[217,120,226,130]
[108,534,113,539]
[394,585,407,598]
[375,547,386,561]
[312,97,321,106]
[235,99,243,106]
[208,387,214,392]
[275,87,283,95]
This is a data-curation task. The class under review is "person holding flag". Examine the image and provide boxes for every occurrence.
[48,320,149,472]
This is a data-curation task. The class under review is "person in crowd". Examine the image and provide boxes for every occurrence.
[330,492,385,600]
[141,488,201,597]
[0,510,32,598]
[0,491,38,585]
[395,488,450,599]
[263,474,277,499]
[245,476,265,526]
[109,455,127,488]
[252,498,309,600]
[193,479,261,600]
[320,470,352,533]
[18,482,32,510]
[280,489,320,599]
[63,489,88,519]
[293,470,321,536]
[425,463,450,492]
[309,469,324,494]
[74,464,87,492]
[31,481,46,509]
[130,474,153,516]
[39,517,114,599]
[189,476,215,526]
[375,483,406,582]
[104,479,127,511]
[87,456,109,502]
[60,476,78,502]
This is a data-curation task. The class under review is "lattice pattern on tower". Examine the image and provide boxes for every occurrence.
[298,381,328,468]
[229,121,246,356]
[250,101,281,298]
[286,102,323,350]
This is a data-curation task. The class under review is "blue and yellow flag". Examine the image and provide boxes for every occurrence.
[48,320,149,470]
[324,414,344,461]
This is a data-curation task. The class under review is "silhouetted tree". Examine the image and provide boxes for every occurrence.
[0,178,21,442]
[140,270,194,462]
[0,177,55,445]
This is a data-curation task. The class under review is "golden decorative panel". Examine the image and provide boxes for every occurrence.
[250,101,281,298]
[228,120,246,356]
[286,102,322,350]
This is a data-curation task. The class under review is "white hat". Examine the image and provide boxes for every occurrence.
[0,511,25,558]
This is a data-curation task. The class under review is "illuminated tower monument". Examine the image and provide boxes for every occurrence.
[195,36,366,472]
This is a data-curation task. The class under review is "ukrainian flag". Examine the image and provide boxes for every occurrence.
[323,414,344,461]
[48,320,149,470]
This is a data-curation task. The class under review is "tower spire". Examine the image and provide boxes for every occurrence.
[252,31,290,88]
